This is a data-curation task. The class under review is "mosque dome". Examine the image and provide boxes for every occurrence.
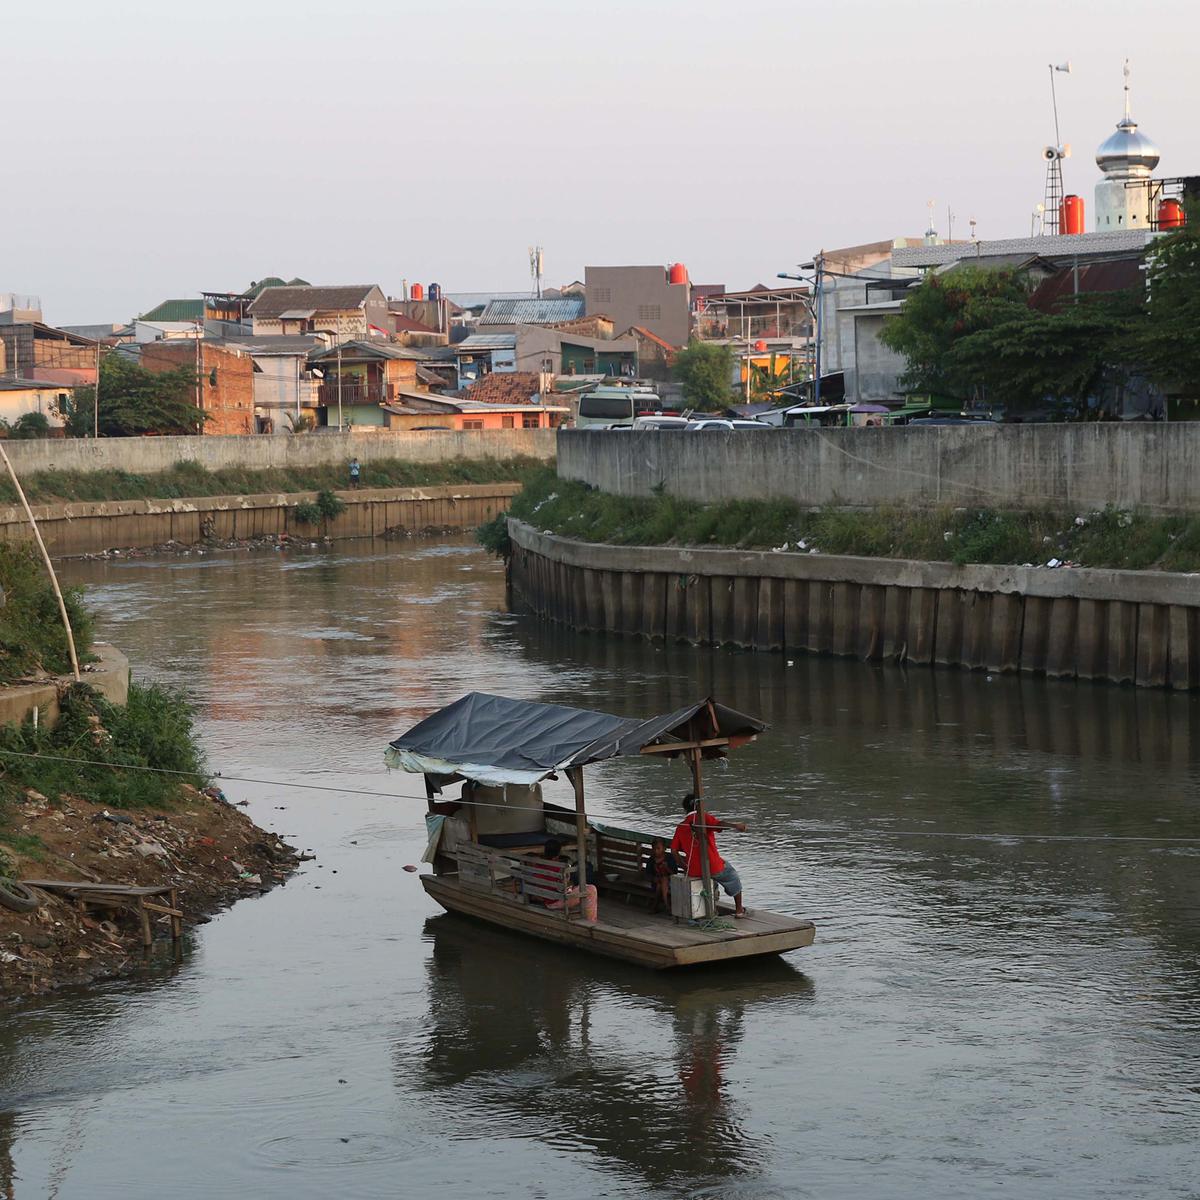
[1096,115,1160,175]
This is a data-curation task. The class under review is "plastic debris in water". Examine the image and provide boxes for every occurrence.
[402,864,419,873]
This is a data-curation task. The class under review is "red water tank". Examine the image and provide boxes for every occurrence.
[1060,194,1085,235]
[411,283,425,301]
[754,339,768,352]
[1158,198,1186,229]
[668,262,688,285]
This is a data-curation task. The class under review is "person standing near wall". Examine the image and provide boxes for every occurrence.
[348,457,361,490]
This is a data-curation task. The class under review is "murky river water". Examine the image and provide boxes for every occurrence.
[2,537,1200,1198]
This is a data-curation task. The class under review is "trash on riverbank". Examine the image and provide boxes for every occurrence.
[0,785,302,999]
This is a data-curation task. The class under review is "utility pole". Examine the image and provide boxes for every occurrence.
[94,339,102,437]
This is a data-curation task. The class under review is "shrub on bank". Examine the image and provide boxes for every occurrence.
[0,681,206,821]
[478,467,1200,573]
[0,544,93,685]
[0,456,544,506]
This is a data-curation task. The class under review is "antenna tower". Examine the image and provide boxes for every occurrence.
[1042,61,1072,235]
[529,245,544,299]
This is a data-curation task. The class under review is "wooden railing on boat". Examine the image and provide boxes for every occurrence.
[453,844,575,918]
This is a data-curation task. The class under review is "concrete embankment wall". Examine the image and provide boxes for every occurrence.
[0,643,129,730]
[558,425,1200,513]
[0,485,519,557]
[508,521,1200,690]
[2,428,554,476]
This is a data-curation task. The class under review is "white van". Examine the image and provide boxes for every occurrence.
[576,385,664,429]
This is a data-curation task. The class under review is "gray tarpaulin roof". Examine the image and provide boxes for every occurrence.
[385,692,765,787]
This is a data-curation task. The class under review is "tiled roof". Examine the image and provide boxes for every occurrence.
[248,285,378,318]
[307,339,427,363]
[139,299,204,322]
[478,297,585,325]
[461,372,543,405]
[627,325,678,355]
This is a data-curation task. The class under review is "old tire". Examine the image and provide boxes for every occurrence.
[0,879,40,913]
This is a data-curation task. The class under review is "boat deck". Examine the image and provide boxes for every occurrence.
[422,874,815,969]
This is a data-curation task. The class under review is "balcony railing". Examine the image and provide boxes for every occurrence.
[317,382,387,406]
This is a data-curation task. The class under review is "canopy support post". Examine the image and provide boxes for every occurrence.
[690,746,716,919]
[568,767,591,921]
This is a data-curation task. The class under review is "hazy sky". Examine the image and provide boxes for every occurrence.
[2,0,1196,324]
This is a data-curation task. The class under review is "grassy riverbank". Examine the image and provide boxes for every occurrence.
[0,455,542,506]
[480,466,1200,572]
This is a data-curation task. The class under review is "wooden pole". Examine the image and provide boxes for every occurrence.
[691,746,715,919]
[0,443,80,681]
[569,767,590,921]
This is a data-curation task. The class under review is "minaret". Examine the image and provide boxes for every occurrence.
[1094,60,1160,232]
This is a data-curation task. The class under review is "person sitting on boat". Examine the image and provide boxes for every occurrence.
[644,837,679,914]
[534,839,598,923]
[670,794,749,919]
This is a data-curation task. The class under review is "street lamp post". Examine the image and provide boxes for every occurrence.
[777,253,824,405]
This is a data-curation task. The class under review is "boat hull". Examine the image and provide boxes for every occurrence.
[421,874,815,970]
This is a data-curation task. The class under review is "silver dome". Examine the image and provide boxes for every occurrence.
[1096,117,1160,175]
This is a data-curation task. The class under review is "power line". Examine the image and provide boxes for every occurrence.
[1,747,1198,845]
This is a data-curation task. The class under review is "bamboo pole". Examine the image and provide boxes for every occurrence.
[0,443,80,681]
[569,767,591,921]
[691,746,716,919]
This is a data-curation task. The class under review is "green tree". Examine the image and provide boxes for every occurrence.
[63,354,207,437]
[878,267,1030,398]
[948,292,1141,419]
[1138,214,1200,396]
[672,340,735,409]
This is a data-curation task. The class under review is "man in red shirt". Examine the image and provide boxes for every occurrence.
[670,794,749,918]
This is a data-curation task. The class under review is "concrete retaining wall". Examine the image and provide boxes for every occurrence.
[558,425,1200,514]
[508,520,1200,690]
[0,643,130,730]
[0,485,519,557]
[2,428,554,476]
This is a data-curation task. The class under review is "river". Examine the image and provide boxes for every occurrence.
[2,536,1199,1199]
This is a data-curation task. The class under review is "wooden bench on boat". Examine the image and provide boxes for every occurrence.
[21,880,184,949]
[595,830,656,907]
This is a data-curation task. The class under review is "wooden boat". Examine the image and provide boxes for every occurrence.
[387,693,815,969]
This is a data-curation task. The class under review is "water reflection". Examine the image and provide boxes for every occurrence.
[413,914,813,1194]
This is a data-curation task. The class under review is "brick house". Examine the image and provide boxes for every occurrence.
[141,340,256,435]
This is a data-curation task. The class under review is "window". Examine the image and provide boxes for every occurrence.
[522,413,540,429]
[502,415,514,429]
[637,304,661,321]
[462,419,484,430]
[592,287,611,304]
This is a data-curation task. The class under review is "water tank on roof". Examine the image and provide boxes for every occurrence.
[1158,198,1186,229]
[1060,194,1085,235]
[669,262,688,285]
[754,340,768,352]
[429,283,442,301]
[411,283,424,301]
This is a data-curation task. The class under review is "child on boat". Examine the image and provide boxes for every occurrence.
[644,837,679,914]
[537,839,598,923]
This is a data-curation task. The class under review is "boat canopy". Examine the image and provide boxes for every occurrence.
[386,692,765,788]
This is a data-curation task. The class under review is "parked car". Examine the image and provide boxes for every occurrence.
[684,419,773,431]
[630,415,691,430]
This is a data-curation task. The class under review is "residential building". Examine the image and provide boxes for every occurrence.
[513,326,637,377]
[138,299,205,324]
[0,322,99,387]
[0,294,42,325]
[141,340,257,435]
[459,373,542,406]
[248,284,389,339]
[0,378,71,430]
[455,333,517,385]
[619,326,676,381]
[381,394,567,431]
[215,335,322,433]
[584,265,691,348]
[306,340,428,428]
